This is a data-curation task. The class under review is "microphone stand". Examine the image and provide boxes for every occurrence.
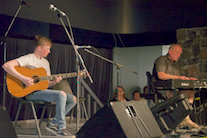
[57,14,93,131]
[0,1,25,107]
[84,49,138,101]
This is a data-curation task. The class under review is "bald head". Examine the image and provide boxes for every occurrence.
[168,43,182,62]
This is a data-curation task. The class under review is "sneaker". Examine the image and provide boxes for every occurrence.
[46,123,57,135]
[57,128,72,136]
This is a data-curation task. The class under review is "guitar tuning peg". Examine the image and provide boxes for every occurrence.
[84,70,88,78]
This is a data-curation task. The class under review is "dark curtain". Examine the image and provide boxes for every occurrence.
[2,37,113,121]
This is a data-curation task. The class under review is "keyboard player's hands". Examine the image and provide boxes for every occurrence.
[179,76,197,80]
[187,77,198,80]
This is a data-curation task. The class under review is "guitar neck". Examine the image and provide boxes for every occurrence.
[40,72,77,81]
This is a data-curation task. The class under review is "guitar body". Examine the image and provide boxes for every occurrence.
[6,67,49,97]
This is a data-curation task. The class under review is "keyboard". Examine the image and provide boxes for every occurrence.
[154,79,207,90]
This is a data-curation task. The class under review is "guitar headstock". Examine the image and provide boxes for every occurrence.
[78,70,88,77]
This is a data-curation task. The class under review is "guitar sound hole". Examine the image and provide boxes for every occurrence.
[33,76,39,83]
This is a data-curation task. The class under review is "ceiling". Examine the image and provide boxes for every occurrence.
[0,0,207,34]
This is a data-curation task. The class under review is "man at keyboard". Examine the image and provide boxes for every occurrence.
[152,43,198,128]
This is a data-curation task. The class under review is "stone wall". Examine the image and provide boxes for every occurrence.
[177,27,207,78]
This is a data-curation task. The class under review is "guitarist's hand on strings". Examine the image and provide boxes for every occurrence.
[22,76,34,87]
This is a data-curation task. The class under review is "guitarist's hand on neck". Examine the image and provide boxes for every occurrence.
[49,75,62,87]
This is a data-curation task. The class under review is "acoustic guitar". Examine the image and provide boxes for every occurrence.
[6,67,86,98]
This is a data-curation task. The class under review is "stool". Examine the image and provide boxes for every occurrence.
[69,97,88,123]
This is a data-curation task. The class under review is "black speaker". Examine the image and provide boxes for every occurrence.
[151,93,193,134]
[76,100,163,138]
[0,106,18,138]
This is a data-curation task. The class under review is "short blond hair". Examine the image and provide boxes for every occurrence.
[34,35,52,50]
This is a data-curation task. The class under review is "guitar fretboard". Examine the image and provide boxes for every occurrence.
[40,72,77,81]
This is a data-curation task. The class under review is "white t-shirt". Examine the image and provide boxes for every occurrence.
[16,53,51,76]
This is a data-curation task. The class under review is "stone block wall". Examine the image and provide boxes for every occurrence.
[177,27,207,78]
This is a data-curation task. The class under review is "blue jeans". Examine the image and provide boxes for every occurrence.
[26,89,76,130]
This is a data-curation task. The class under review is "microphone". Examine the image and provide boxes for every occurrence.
[75,45,92,49]
[49,4,66,16]
[21,0,29,7]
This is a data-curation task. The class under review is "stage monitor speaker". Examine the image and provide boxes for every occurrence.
[151,93,193,134]
[76,100,163,138]
[0,106,18,138]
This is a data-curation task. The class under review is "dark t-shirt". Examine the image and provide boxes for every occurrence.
[152,54,180,81]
